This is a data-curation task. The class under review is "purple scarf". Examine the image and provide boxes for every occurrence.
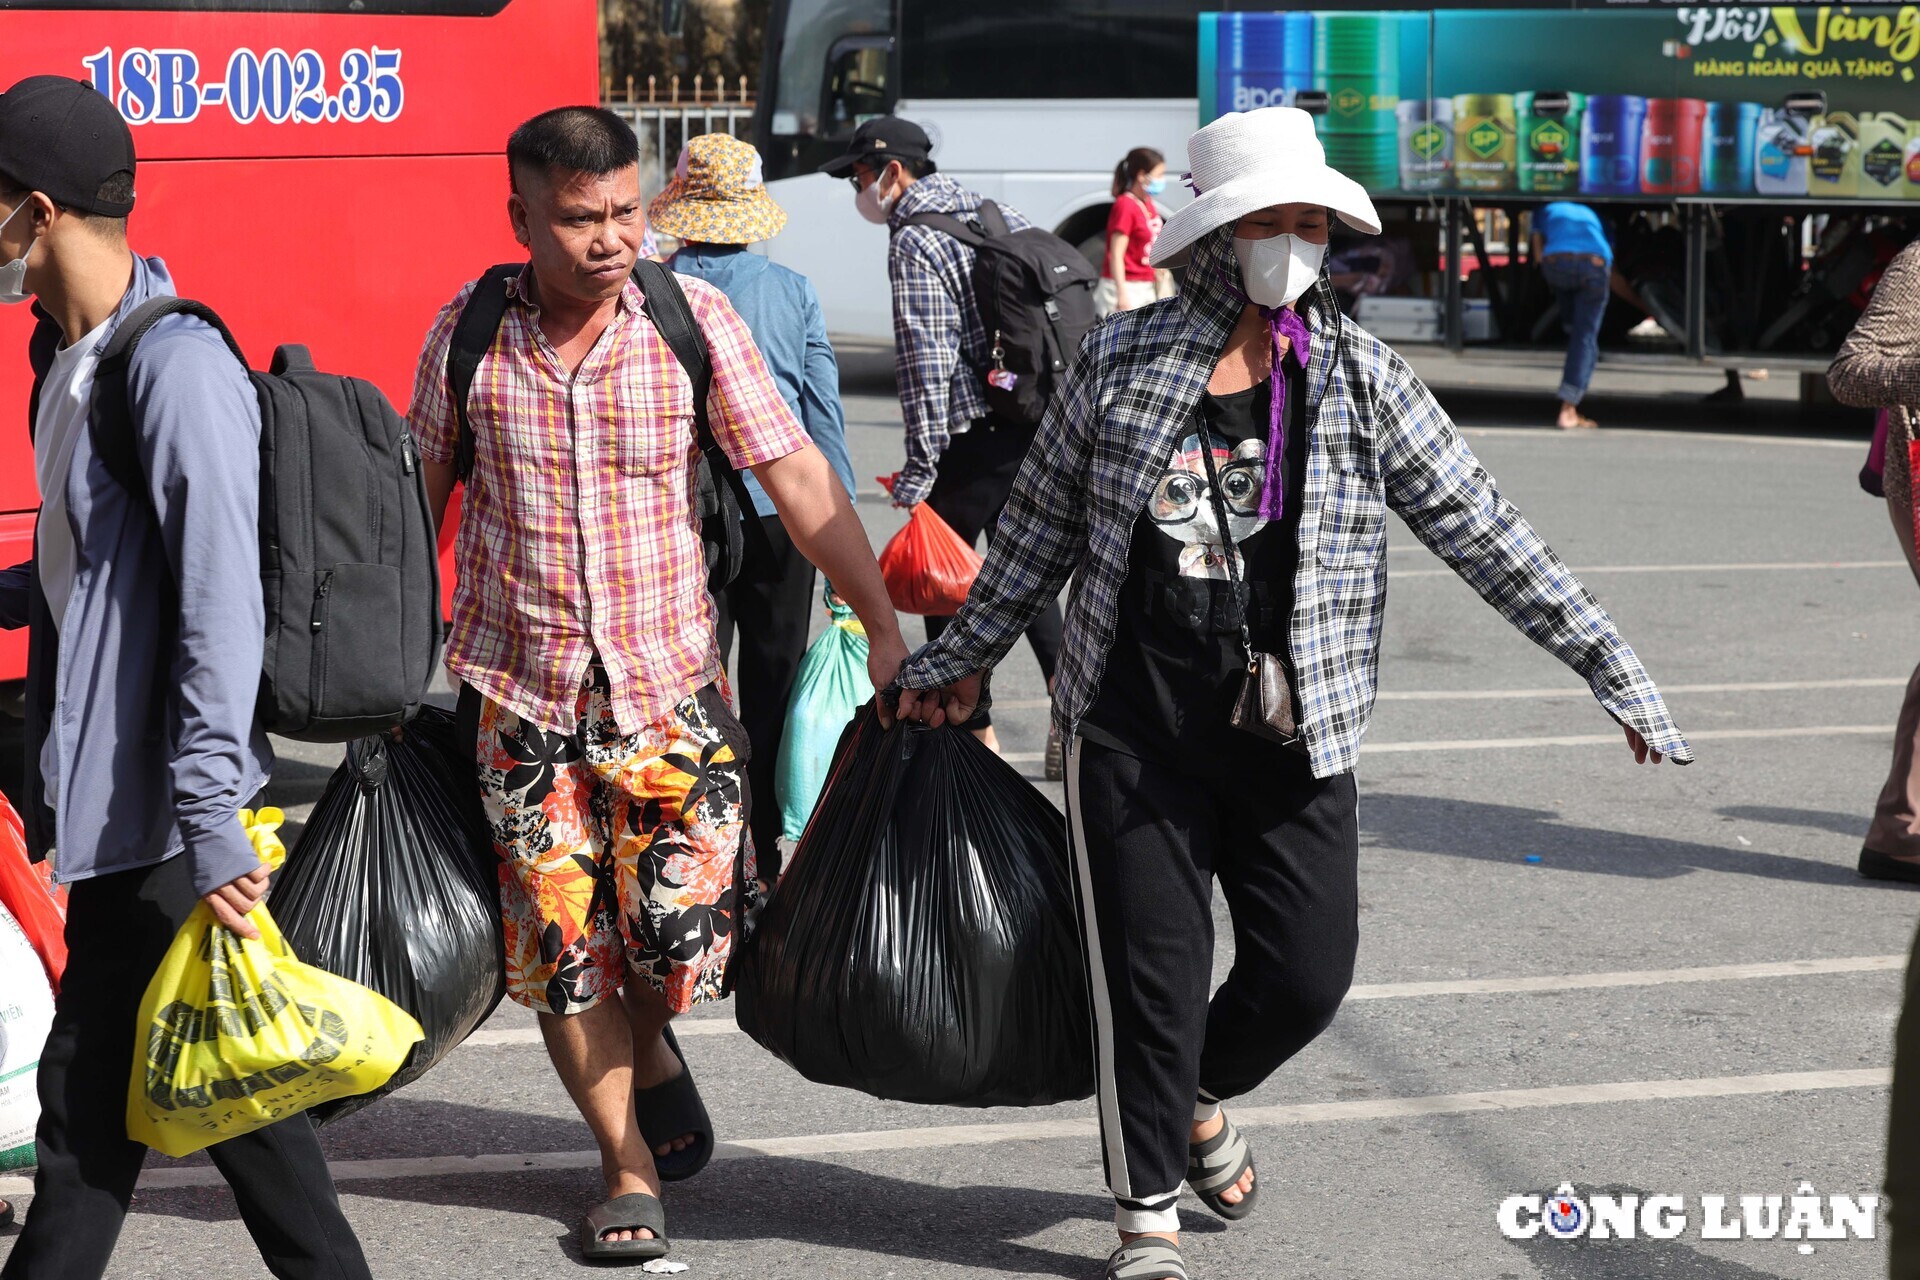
[1212,261,1310,521]
[1257,304,1311,522]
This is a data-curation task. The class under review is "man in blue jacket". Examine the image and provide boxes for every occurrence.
[651,133,858,880]
[0,77,371,1280]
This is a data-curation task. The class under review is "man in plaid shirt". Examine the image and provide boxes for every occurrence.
[825,117,1065,767]
[897,107,1687,1280]
[411,108,905,1264]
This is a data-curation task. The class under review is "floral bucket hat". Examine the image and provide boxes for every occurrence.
[648,133,788,245]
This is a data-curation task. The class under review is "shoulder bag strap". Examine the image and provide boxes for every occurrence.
[905,211,988,247]
[92,296,248,500]
[1194,414,1258,670]
[631,259,771,556]
[446,263,521,483]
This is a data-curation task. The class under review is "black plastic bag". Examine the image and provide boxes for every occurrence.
[735,707,1092,1107]
[272,705,505,1124]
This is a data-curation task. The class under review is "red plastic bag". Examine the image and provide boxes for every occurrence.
[0,795,66,991]
[876,476,984,616]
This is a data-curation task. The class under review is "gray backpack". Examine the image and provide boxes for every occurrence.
[77,298,442,742]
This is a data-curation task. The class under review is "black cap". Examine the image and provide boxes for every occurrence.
[820,116,932,177]
[0,77,136,217]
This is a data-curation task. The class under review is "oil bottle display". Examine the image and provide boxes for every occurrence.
[1808,111,1861,198]
[1397,98,1453,192]
[1314,12,1400,190]
[1581,94,1647,196]
[1517,91,1582,193]
[1453,93,1517,191]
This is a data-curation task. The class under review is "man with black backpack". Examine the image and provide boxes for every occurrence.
[408,107,905,1265]
[827,117,1091,774]
[0,76,374,1280]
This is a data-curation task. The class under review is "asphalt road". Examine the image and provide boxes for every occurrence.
[8,351,1915,1280]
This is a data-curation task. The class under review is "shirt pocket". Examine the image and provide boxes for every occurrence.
[1317,467,1386,572]
[611,358,697,477]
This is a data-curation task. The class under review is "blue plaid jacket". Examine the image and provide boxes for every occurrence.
[887,174,1032,506]
[900,227,1692,777]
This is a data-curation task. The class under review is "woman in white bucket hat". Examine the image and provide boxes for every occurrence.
[895,108,1689,1280]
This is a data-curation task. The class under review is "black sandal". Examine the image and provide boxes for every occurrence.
[633,1024,714,1182]
[1108,1238,1190,1280]
[1187,1112,1258,1221]
[580,1191,669,1263]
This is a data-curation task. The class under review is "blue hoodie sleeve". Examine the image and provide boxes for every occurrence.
[799,282,857,502]
[126,318,270,897]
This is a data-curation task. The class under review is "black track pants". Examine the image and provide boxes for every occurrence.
[714,513,818,879]
[1063,735,1360,1233]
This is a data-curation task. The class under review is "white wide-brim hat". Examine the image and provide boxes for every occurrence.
[1151,107,1381,268]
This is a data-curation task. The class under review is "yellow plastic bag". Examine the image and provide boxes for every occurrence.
[127,809,424,1158]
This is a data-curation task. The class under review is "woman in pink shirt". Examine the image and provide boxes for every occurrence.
[1097,146,1166,316]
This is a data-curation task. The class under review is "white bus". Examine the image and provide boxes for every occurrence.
[753,1,1220,338]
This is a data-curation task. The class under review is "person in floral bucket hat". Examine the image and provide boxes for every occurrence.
[655,135,858,883]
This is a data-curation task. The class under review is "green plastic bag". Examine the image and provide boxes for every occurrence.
[776,587,871,844]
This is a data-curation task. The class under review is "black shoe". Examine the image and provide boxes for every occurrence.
[1859,847,1920,884]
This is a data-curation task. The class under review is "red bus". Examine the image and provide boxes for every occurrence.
[0,0,599,685]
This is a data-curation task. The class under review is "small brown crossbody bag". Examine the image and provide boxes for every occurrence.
[1195,427,1303,750]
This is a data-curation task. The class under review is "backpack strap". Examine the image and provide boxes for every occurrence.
[91,297,248,500]
[632,258,712,444]
[445,263,521,483]
[905,210,988,247]
[974,199,1013,238]
[631,259,770,557]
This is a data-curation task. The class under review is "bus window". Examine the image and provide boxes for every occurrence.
[901,0,1206,101]
[762,0,889,180]
[824,37,892,138]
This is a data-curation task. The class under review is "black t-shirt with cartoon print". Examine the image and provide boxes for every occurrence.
[1081,359,1307,764]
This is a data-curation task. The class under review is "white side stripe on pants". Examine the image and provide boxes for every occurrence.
[1065,737,1134,1202]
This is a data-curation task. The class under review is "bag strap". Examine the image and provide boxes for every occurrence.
[631,258,712,445]
[974,199,1012,239]
[1194,416,1257,671]
[630,259,772,560]
[92,296,248,500]
[905,210,988,247]
[446,263,521,483]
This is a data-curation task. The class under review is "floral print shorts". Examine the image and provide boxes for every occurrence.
[473,664,756,1017]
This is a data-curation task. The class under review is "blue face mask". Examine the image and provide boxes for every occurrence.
[1143,177,1167,196]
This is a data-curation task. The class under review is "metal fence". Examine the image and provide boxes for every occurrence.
[605,77,757,201]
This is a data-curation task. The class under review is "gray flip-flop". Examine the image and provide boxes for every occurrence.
[633,1024,714,1182]
[1187,1112,1258,1221]
[1108,1238,1190,1280]
[580,1192,669,1263]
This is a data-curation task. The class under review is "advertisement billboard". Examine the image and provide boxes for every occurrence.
[1201,7,1920,200]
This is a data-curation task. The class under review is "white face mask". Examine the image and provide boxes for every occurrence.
[1232,232,1327,309]
[856,174,897,226]
[0,202,37,306]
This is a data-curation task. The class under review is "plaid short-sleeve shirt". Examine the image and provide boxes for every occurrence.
[410,268,809,735]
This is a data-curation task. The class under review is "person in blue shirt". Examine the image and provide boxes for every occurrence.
[1531,201,1614,430]
[651,133,858,881]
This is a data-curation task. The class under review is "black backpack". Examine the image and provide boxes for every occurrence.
[73,298,442,743]
[445,258,764,591]
[908,201,1099,427]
